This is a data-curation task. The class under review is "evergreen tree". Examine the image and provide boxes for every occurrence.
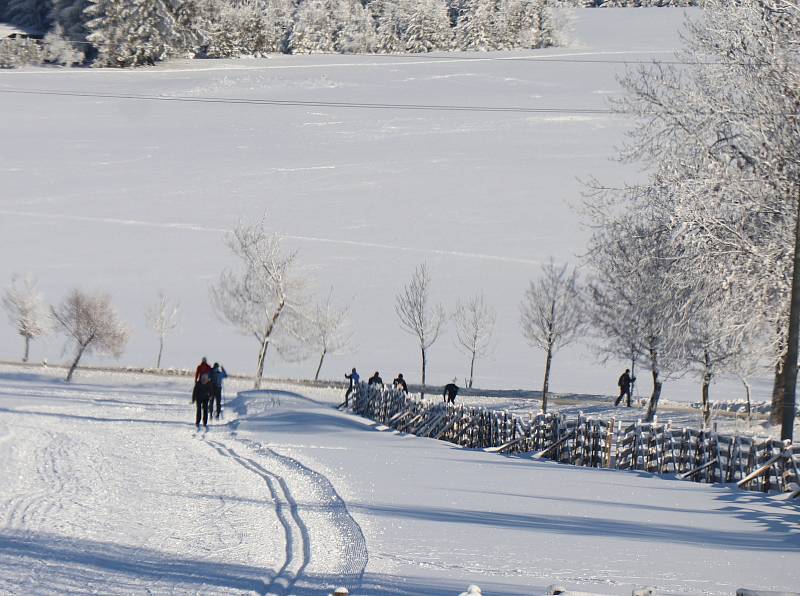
[333,0,376,53]
[85,0,178,66]
[454,0,497,50]
[371,0,409,52]
[51,0,91,44]
[290,0,336,53]
[7,0,53,31]
[405,0,451,52]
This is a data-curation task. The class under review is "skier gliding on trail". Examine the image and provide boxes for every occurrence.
[210,362,227,419]
[193,373,213,430]
[615,368,634,407]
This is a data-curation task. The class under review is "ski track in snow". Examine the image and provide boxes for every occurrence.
[0,376,366,595]
[0,209,542,265]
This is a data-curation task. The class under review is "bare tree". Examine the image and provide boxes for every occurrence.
[144,293,180,369]
[2,274,49,363]
[210,219,306,389]
[395,263,446,397]
[51,290,129,382]
[308,289,351,381]
[520,259,583,413]
[453,292,495,389]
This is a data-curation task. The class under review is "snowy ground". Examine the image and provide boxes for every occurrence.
[1,366,797,595]
[2,6,770,405]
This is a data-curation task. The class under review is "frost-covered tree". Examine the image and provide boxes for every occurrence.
[290,0,335,53]
[395,263,446,397]
[404,0,452,52]
[495,0,539,48]
[85,0,178,66]
[6,0,52,31]
[612,0,800,438]
[334,0,376,53]
[43,24,86,65]
[454,0,496,50]
[210,218,306,389]
[585,199,684,422]
[307,289,351,380]
[144,292,180,369]
[50,0,90,44]
[2,274,49,363]
[453,292,495,389]
[680,283,752,428]
[520,259,583,413]
[51,289,128,382]
[371,0,410,52]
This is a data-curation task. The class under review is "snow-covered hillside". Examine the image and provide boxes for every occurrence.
[0,7,767,404]
[1,366,797,595]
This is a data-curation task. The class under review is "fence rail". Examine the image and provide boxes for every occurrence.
[347,383,800,497]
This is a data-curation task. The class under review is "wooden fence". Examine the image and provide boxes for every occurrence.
[347,383,800,498]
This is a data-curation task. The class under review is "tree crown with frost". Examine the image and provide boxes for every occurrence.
[210,218,307,388]
[51,289,128,381]
[520,259,583,354]
[2,274,49,362]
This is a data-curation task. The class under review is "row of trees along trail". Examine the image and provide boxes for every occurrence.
[583,0,800,440]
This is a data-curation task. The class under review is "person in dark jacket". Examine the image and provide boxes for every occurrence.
[209,363,227,419]
[443,380,459,404]
[393,373,408,394]
[368,371,383,386]
[615,369,634,407]
[193,373,213,429]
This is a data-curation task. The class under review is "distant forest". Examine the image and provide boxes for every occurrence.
[0,0,700,67]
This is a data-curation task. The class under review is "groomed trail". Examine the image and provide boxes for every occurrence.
[0,371,367,595]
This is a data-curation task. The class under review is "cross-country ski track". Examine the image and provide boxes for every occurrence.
[0,367,798,595]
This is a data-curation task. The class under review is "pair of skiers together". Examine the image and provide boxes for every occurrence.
[192,357,227,429]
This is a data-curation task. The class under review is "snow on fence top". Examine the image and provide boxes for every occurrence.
[347,383,800,499]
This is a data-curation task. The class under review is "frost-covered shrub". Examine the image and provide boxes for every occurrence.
[43,25,85,65]
[0,37,45,68]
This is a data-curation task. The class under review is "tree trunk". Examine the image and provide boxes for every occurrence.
[770,353,786,426]
[780,186,800,441]
[156,336,164,369]
[644,347,661,422]
[468,350,476,389]
[742,378,752,423]
[314,349,326,381]
[253,300,285,390]
[66,343,87,382]
[254,338,269,390]
[541,346,553,414]
[701,350,713,429]
[630,349,636,406]
[23,335,30,363]
[421,346,427,400]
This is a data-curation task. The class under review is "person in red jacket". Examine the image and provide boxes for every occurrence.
[195,357,212,383]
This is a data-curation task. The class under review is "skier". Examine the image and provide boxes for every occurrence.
[193,373,213,430]
[344,367,360,404]
[368,371,383,386]
[210,362,227,419]
[393,373,408,394]
[615,368,634,407]
[443,379,459,404]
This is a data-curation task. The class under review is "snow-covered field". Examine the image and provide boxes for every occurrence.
[2,7,769,404]
[0,366,797,595]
